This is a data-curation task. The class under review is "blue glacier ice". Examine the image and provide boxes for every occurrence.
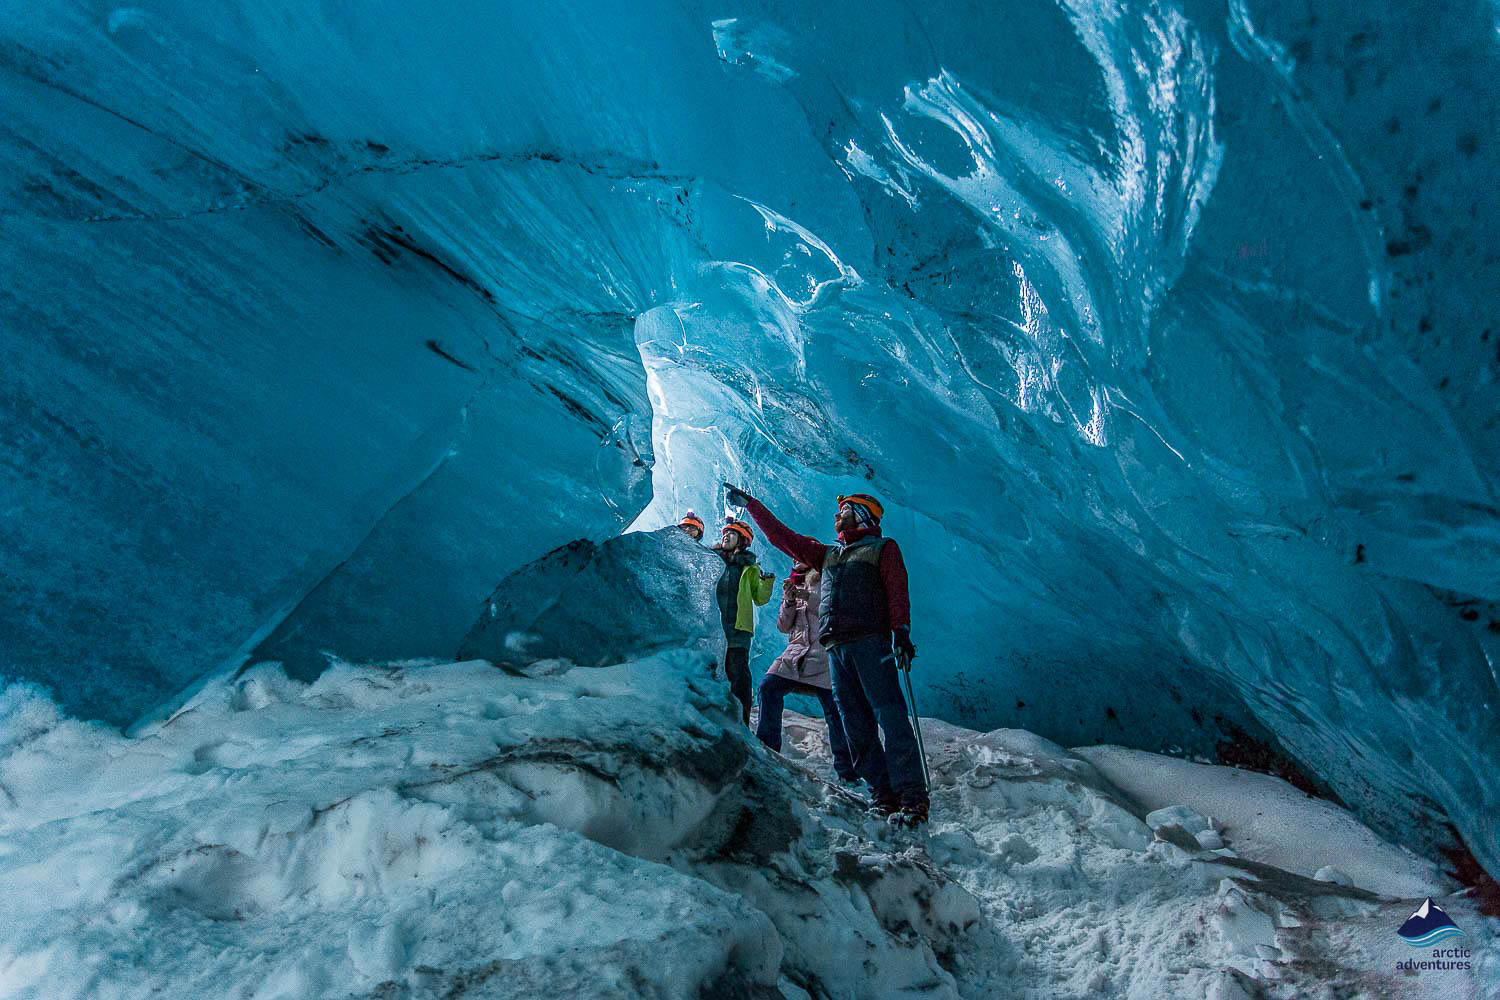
[2,0,1497,882]
[455,528,729,669]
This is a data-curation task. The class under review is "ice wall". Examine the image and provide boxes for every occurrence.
[2,0,1497,875]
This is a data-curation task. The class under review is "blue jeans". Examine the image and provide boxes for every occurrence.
[756,672,858,781]
[828,633,927,803]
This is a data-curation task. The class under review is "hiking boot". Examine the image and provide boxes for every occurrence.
[888,799,929,828]
[867,792,901,817]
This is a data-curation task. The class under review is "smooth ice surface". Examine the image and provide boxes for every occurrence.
[2,0,1499,877]
[2,651,1495,998]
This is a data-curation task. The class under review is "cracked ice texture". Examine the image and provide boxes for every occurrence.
[1,0,1498,876]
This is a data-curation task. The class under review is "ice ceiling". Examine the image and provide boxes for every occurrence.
[2,0,1497,876]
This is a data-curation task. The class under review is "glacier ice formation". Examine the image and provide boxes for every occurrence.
[455,528,728,671]
[2,0,1498,884]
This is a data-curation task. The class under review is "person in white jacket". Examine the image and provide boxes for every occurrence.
[754,563,858,782]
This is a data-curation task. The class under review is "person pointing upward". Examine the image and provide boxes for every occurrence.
[725,484,927,826]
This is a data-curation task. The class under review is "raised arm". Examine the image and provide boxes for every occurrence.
[727,486,828,568]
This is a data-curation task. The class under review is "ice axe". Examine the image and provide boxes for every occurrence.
[897,648,932,792]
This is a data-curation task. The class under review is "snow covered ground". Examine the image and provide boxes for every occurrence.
[1073,745,1446,898]
[1,653,1495,999]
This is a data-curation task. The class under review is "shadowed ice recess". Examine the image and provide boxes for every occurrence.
[1,0,1497,881]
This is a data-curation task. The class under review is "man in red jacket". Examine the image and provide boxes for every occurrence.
[725,483,927,826]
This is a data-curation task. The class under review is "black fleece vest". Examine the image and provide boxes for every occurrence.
[818,536,888,646]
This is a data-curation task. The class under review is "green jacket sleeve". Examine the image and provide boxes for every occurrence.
[735,567,775,633]
[750,569,775,606]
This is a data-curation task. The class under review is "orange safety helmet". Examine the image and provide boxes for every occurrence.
[836,493,884,521]
[679,512,705,533]
[724,519,754,544]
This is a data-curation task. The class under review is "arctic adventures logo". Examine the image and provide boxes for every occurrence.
[1393,898,1472,973]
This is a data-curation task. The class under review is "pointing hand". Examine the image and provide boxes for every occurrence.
[724,483,752,507]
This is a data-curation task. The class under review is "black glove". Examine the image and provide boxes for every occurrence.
[724,482,751,507]
[893,627,916,665]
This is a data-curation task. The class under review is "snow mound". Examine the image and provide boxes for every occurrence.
[1074,745,1448,898]
[783,712,1499,998]
[0,655,975,998]
[3,655,1495,998]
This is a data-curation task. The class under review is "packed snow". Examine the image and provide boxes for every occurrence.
[1074,746,1448,899]
[2,651,1493,998]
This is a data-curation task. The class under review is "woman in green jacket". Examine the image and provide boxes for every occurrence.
[712,519,775,724]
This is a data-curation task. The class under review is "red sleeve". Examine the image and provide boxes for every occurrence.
[743,496,828,568]
[879,539,911,630]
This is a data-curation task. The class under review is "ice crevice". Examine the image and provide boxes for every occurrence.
[55,148,694,227]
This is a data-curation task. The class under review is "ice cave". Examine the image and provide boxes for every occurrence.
[1,0,1498,996]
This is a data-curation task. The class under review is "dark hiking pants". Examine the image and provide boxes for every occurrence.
[723,645,752,725]
[828,632,927,804]
[755,672,857,781]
